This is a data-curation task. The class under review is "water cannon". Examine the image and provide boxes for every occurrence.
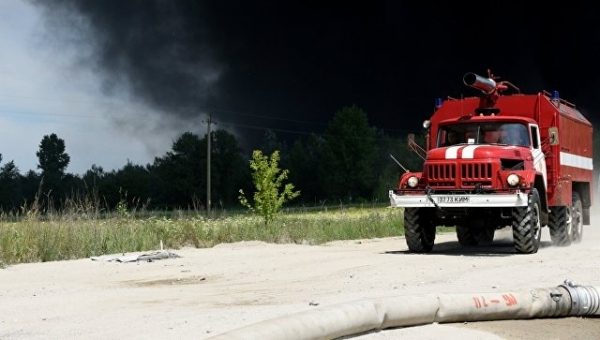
[462,71,519,114]
[463,72,497,94]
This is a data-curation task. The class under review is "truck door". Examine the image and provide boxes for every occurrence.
[530,124,547,188]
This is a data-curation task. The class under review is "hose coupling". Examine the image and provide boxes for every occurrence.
[560,279,600,316]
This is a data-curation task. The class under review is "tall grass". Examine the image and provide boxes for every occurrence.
[0,205,406,265]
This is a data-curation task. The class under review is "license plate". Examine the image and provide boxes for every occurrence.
[437,196,470,204]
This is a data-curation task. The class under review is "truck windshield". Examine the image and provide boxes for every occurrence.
[438,122,530,147]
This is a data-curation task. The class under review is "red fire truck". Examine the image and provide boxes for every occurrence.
[390,72,593,254]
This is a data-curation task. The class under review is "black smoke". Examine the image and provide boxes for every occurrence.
[34,0,220,117]
[32,0,600,140]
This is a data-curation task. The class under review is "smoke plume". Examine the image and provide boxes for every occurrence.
[31,0,600,138]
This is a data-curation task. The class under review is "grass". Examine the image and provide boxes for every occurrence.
[0,205,454,265]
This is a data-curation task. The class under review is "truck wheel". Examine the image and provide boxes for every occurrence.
[404,208,435,253]
[457,226,495,246]
[512,188,542,254]
[456,225,477,246]
[548,206,572,246]
[476,228,495,246]
[571,192,583,243]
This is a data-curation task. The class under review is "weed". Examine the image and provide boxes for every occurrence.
[0,205,429,265]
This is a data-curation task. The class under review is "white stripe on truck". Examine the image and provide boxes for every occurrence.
[461,145,480,159]
[445,146,462,159]
[560,152,593,170]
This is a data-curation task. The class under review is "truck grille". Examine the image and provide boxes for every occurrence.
[426,164,456,186]
[425,162,494,188]
[461,163,493,186]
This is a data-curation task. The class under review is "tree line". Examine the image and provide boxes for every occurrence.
[0,106,424,213]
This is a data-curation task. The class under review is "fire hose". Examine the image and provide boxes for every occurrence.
[210,280,599,340]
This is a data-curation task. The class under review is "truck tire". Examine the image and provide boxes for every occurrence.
[512,188,542,254]
[548,206,571,246]
[456,225,476,246]
[456,226,495,246]
[571,192,583,243]
[477,228,495,246]
[404,208,435,253]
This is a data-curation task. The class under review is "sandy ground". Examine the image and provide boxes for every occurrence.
[1,223,600,339]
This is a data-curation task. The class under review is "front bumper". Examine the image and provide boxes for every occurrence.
[389,190,528,208]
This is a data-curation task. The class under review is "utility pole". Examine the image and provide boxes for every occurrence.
[206,113,212,216]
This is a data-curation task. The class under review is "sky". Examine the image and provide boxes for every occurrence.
[1,1,599,174]
[0,0,193,174]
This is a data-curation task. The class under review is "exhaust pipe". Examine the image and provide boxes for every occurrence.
[463,72,497,94]
[210,280,600,340]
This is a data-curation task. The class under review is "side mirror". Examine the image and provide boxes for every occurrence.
[407,133,426,160]
[548,127,559,146]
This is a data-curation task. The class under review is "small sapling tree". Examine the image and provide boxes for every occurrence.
[239,150,300,223]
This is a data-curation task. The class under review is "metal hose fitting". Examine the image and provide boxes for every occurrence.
[560,279,600,316]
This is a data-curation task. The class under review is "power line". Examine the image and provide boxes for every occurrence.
[0,93,411,134]
[217,119,410,144]
[217,120,318,136]
[208,108,329,126]
[0,94,331,126]
[0,108,101,119]
[0,107,410,143]
[0,91,413,130]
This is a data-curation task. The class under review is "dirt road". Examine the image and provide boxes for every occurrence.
[2,223,600,339]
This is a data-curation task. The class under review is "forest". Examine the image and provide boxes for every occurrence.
[0,106,424,213]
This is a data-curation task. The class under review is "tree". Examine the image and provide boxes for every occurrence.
[82,164,105,189]
[373,131,425,202]
[321,105,377,201]
[151,132,204,208]
[260,129,289,168]
[289,134,325,204]
[36,133,70,201]
[20,170,41,207]
[114,162,152,207]
[260,129,281,156]
[0,160,22,211]
[239,150,300,223]
[37,133,70,175]
[148,130,248,209]
[210,130,249,208]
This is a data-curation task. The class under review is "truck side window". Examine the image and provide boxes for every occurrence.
[531,126,539,149]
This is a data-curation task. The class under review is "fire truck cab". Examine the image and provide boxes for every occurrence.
[390,72,593,254]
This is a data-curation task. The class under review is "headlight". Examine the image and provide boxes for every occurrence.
[507,174,520,187]
[407,176,419,188]
[423,120,431,129]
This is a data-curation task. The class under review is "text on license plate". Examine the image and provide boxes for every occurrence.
[437,196,469,204]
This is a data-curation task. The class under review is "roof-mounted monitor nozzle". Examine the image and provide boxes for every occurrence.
[463,72,497,94]
[462,71,520,115]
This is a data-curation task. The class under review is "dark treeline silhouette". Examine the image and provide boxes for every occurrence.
[0,106,428,213]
